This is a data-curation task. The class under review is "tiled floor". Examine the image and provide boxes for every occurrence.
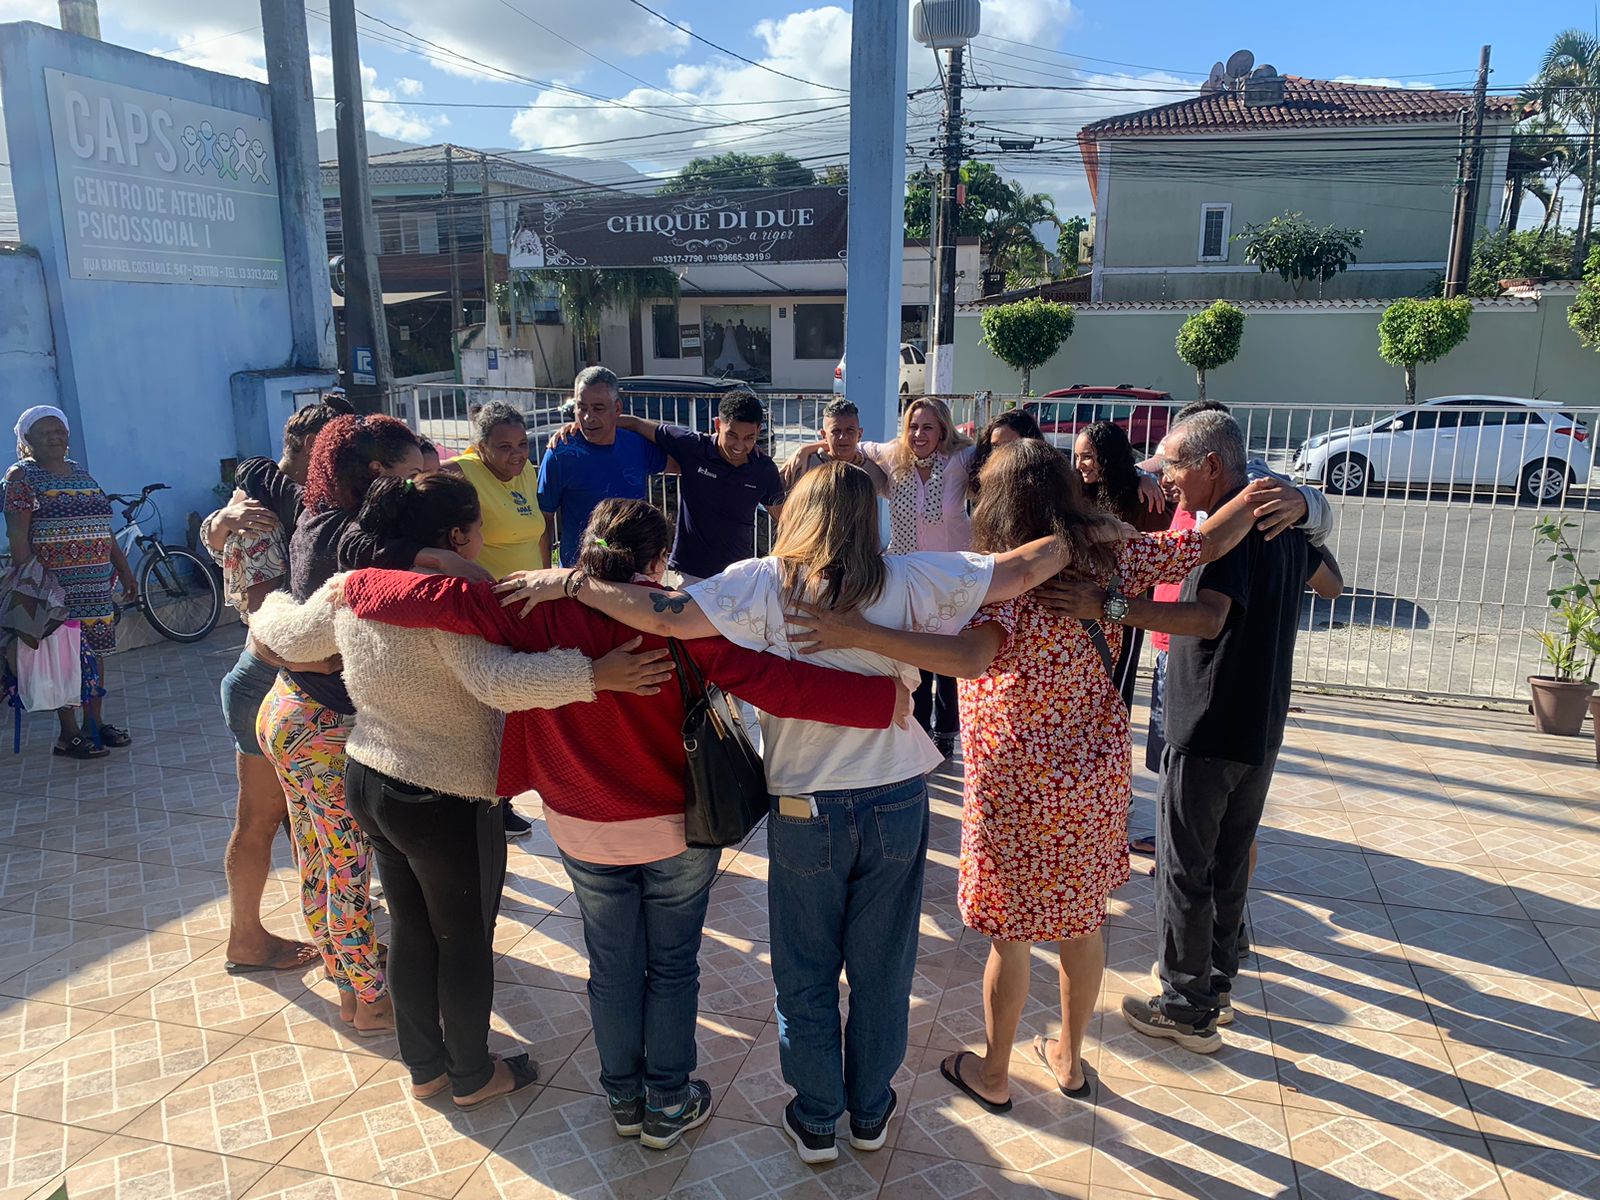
[1,631,1599,1198]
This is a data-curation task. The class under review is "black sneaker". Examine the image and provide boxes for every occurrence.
[608,1093,644,1138]
[502,804,533,840]
[640,1079,712,1151]
[848,1088,896,1152]
[1121,993,1221,1054]
[932,733,957,759]
[782,1098,838,1164]
[1150,964,1233,1027]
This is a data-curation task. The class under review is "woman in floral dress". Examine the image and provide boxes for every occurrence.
[4,406,137,759]
[787,440,1269,1110]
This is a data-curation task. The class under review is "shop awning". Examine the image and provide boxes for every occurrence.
[330,290,447,308]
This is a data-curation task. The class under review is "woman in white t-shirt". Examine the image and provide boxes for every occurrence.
[496,462,1121,1164]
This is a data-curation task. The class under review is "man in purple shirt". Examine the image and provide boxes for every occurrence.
[589,392,786,583]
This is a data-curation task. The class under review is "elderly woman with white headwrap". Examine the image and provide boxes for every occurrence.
[4,405,138,759]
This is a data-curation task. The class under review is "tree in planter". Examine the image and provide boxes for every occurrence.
[1528,516,1600,733]
[1376,297,1472,405]
[1570,244,1600,350]
[1238,211,1364,297]
[979,298,1074,395]
[1175,301,1245,401]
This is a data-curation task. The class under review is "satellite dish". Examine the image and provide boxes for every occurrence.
[1204,61,1226,91]
[1254,64,1278,79]
[1225,49,1255,78]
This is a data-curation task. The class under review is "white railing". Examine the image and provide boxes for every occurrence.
[396,385,1591,703]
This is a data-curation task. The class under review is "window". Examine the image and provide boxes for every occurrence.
[794,303,845,360]
[900,347,915,365]
[652,303,680,359]
[1197,204,1231,262]
[377,213,439,256]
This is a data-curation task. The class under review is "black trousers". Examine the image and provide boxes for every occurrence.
[912,670,959,738]
[1153,744,1277,1026]
[345,759,507,1096]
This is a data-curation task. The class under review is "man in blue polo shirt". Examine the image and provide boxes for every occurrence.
[537,366,670,566]
[559,390,785,582]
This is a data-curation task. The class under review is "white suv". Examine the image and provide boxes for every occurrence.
[833,344,927,397]
[1293,395,1591,503]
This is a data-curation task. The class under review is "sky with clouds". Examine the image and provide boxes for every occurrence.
[0,0,1574,223]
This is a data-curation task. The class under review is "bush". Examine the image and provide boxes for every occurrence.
[1175,301,1246,401]
[979,298,1075,395]
[1377,297,1473,404]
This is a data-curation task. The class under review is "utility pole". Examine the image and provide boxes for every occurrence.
[1443,45,1491,298]
[480,152,500,351]
[445,145,463,379]
[928,44,965,394]
[329,0,391,411]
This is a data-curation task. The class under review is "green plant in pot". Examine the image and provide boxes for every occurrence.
[1528,517,1600,737]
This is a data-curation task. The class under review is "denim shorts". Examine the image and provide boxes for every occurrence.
[221,645,280,756]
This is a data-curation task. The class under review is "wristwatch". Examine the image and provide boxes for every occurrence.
[1103,584,1129,624]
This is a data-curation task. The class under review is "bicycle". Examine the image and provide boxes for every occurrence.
[108,484,222,644]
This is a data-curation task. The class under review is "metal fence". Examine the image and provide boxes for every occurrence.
[395,384,1596,704]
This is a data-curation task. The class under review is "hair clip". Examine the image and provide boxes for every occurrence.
[403,478,416,492]
[593,536,610,548]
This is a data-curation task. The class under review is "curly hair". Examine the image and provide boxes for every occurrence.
[969,408,1046,495]
[1078,420,1143,524]
[302,414,420,514]
[971,439,1119,581]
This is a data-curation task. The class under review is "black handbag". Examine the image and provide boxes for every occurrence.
[668,638,768,848]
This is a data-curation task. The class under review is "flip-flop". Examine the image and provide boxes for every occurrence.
[1032,1036,1093,1100]
[1129,834,1156,856]
[939,1051,1012,1115]
[224,942,319,975]
[454,1052,539,1109]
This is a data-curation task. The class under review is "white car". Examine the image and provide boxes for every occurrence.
[1293,395,1591,503]
[833,343,927,397]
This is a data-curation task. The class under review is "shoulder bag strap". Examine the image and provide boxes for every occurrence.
[666,638,701,707]
[1079,619,1116,680]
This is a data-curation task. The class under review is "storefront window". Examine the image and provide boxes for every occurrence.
[652,303,680,359]
[795,303,845,360]
[701,305,771,383]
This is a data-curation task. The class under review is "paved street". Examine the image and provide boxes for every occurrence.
[0,631,1598,1197]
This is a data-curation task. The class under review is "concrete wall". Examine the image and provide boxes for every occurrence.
[0,247,60,413]
[954,289,1599,411]
[1093,124,1510,303]
[0,21,317,526]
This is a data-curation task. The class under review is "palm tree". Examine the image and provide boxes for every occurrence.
[1503,108,1575,232]
[533,269,679,366]
[1536,30,1600,272]
[982,187,1062,286]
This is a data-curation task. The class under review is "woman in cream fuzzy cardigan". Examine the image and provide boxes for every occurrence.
[251,472,668,1110]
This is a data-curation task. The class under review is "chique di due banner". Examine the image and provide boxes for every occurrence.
[509,186,847,270]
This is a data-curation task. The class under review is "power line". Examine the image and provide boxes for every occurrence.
[618,0,848,94]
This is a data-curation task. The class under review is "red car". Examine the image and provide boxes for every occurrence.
[961,385,1173,457]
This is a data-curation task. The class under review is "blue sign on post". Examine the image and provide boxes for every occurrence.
[487,348,499,371]
[352,346,375,385]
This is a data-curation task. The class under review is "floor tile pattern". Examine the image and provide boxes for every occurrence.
[0,634,1595,1197]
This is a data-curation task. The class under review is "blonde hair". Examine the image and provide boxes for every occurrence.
[772,461,887,613]
[886,397,973,479]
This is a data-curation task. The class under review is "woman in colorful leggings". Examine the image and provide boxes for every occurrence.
[254,413,489,1033]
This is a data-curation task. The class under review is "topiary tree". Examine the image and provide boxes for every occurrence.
[979,299,1075,395]
[1377,297,1473,404]
[1571,244,1600,351]
[1175,301,1246,401]
[1239,211,1364,297]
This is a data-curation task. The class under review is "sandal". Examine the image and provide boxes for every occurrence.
[53,736,108,760]
[454,1052,539,1109]
[939,1051,1012,1115]
[1129,834,1156,856]
[99,724,132,748]
[225,941,319,975]
[1032,1036,1093,1101]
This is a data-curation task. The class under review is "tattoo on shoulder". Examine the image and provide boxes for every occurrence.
[649,592,690,614]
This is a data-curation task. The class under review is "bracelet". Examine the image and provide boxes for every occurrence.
[563,569,587,599]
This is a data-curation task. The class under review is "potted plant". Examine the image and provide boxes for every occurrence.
[1528,518,1600,737]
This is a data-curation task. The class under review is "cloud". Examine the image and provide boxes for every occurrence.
[1332,75,1437,91]
[0,0,58,21]
[978,0,1075,44]
[393,76,425,96]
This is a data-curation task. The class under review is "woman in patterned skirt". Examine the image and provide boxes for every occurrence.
[4,406,138,759]
[787,441,1269,1110]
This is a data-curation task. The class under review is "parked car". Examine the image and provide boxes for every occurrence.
[1293,395,1590,503]
[833,344,927,397]
[956,385,1173,457]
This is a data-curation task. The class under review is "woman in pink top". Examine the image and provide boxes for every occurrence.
[860,397,976,755]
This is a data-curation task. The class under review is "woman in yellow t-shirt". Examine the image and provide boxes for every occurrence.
[452,402,549,577]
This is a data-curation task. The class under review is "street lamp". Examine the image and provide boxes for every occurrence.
[913,0,981,395]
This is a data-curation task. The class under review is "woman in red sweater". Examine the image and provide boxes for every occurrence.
[340,499,905,1152]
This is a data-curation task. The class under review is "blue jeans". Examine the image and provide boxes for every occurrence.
[768,776,929,1135]
[560,846,719,1109]
[220,646,278,756]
